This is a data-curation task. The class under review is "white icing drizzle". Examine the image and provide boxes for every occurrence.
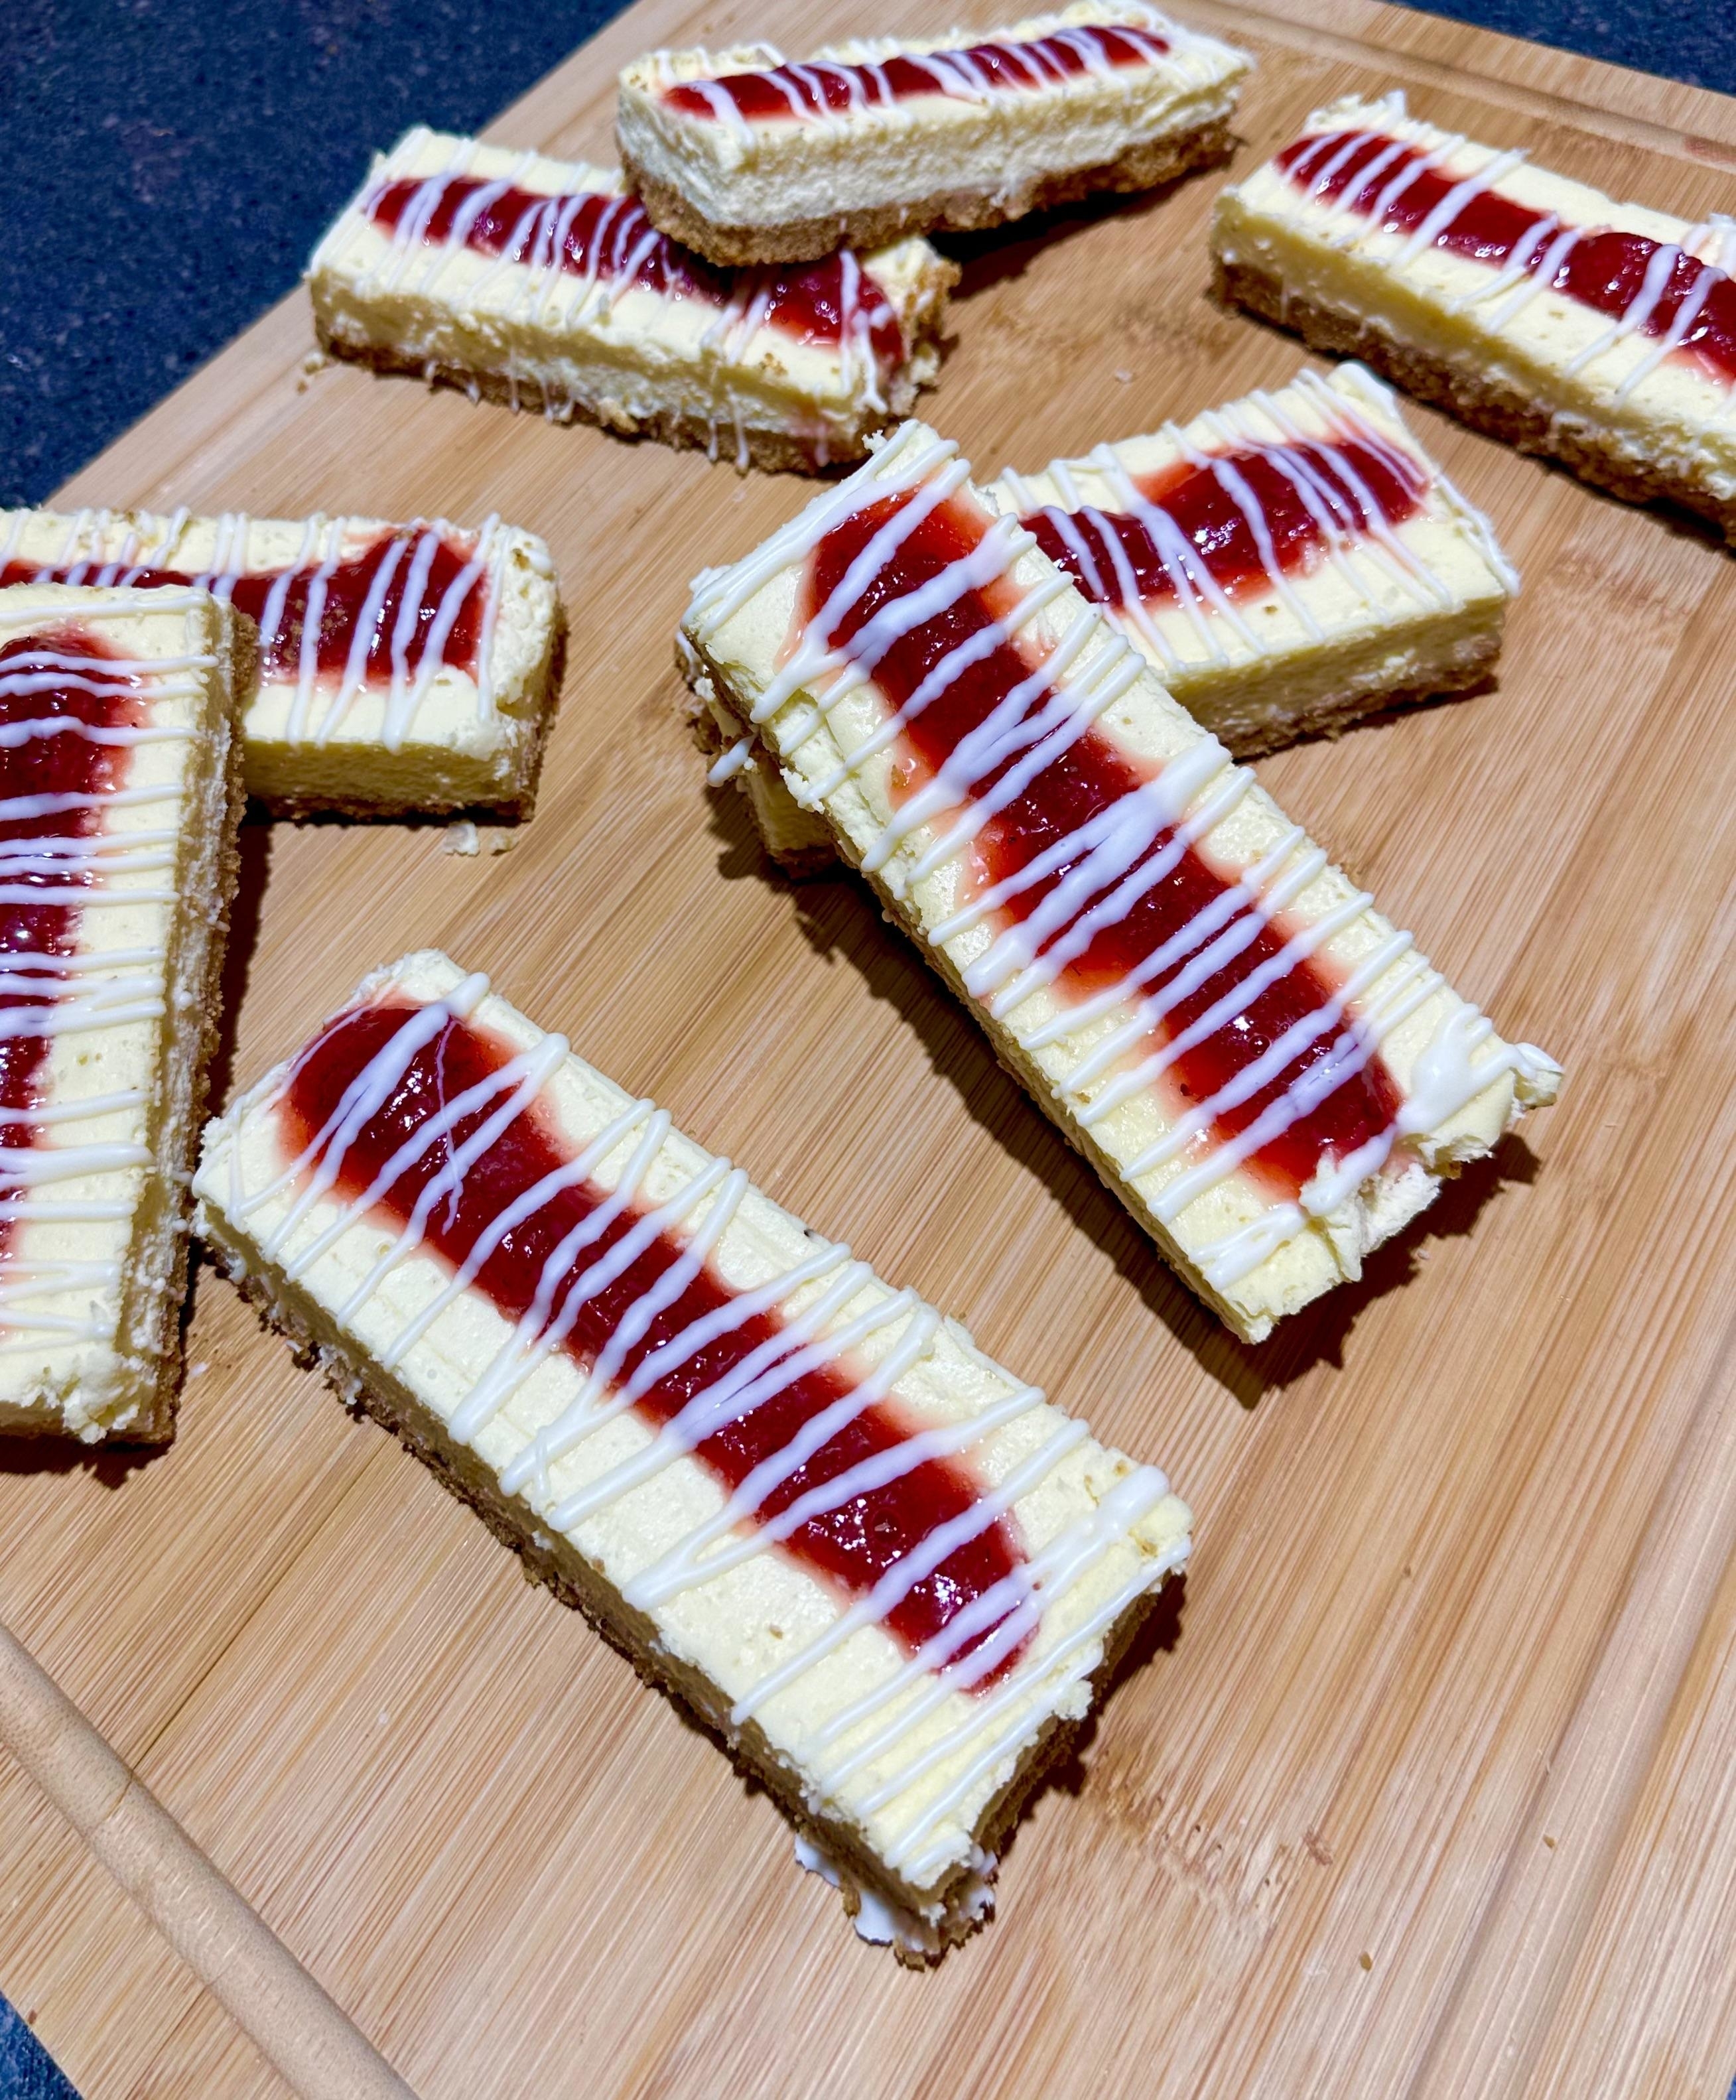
[340,129,907,462]
[243,970,1182,1874]
[994,365,1482,679]
[685,427,1559,1293]
[1,503,517,752]
[1281,109,1735,399]
[0,595,204,1345]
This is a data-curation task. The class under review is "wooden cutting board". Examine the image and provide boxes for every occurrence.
[4,3,1735,2093]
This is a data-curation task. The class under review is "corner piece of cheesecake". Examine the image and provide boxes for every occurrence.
[1211,92,1736,540]
[681,423,1562,1345]
[0,582,247,1441]
[308,126,957,474]
[0,505,562,819]
[617,1,1250,268]
[194,950,1190,1956]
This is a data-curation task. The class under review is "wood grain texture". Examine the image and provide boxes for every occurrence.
[3,3,1735,2094]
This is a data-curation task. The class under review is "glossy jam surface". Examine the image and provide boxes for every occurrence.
[0,626,143,1256]
[1024,434,1428,611]
[802,492,1402,1197]
[367,177,904,365]
[279,1001,1028,1678]
[662,23,1171,122]
[0,532,486,686]
[1276,129,1736,388]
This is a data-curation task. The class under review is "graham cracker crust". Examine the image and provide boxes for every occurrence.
[200,1213,1171,1959]
[318,334,923,476]
[625,113,1234,268]
[1214,255,1736,545]
[678,673,837,876]
[1220,635,1502,761]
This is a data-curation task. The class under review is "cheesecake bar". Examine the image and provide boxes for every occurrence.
[308,127,957,473]
[194,949,1191,1955]
[682,423,1561,1343]
[618,1,1250,267]
[0,506,561,819]
[1213,93,1736,539]
[993,362,1516,753]
[0,583,246,1441]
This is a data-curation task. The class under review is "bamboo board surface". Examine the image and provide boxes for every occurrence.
[4,3,1736,2093]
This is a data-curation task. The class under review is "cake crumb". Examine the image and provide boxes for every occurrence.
[1358,1952,1373,1972]
[1113,368,1133,383]
[1543,1834,1557,1849]
[442,819,480,856]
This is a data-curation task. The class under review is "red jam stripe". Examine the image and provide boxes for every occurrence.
[800,490,1402,1198]
[367,178,905,367]
[1024,434,1428,611]
[0,626,145,1260]
[662,23,1172,123]
[279,998,1029,1680]
[0,532,487,687]
[1276,129,1736,388]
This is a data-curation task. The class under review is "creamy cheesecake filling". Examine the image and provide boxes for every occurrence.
[363,173,907,389]
[309,128,955,471]
[618,3,1248,265]
[685,425,1560,1338]
[0,505,560,815]
[0,584,242,1439]
[1211,96,1736,531]
[198,951,1189,1938]
[1273,125,1736,392]
[659,19,1178,127]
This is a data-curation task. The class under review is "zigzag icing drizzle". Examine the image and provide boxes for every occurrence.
[1274,99,1736,397]
[0,594,204,1350]
[687,426,1558,1290]
[237,970,1180,1881]
[0,508,512,752]
[318,129,908,460]
[658,19,1177,137]
[995,367,1516,677]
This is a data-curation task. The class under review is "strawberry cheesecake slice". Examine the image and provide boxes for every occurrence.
[195,949,1191,1956]
[618,1,1250,267]
[682,423,1560,1343]
[1213,93,1736,538]
[308,127,957,473]
[0,583,247,1441]
[0,505,561,818]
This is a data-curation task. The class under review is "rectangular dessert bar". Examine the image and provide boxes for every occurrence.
[1212,93,1736,539]
[0,582,247,1441]
[0,505,561,819]
[992,361,1516,755]
[194,949,1190,1955]
[308,127,957,474]
[682,423,1561,1344]
[617,1,1250,267]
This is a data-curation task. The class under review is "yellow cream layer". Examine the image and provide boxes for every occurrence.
[307,127,955,467]
[0,584,244,1440]
[1212,93,1736,517]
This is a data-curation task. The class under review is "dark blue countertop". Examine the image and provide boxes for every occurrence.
[1,1,1732,2094]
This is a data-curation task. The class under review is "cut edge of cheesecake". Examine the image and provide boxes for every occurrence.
[622,113,1235,270]
[0,582,248,1443]
[194,949,1191,1955]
